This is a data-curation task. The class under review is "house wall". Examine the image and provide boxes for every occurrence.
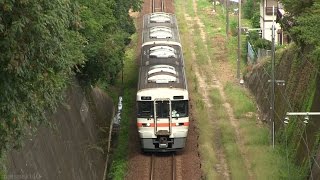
[260,0,282,44]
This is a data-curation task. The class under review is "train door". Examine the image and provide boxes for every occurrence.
[153,99,172,136]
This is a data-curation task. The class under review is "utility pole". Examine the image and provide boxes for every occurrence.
[226,0,229,37]
[237,0,241,79]
[121,57,124,95]
[271,6,276,148]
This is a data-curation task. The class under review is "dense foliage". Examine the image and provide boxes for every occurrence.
[242,0,260,28]
[76,0,142,85]
[0,0,85,158]
[0,0,141,162]
[279,0,320,58]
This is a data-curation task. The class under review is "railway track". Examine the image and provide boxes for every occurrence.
[150,153,176,180]
[152,0,165,13]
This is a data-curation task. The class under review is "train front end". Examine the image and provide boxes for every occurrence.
[137,88,189,152]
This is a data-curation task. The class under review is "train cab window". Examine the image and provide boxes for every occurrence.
[171,100,188,118]
[156,101,170,118]
[137,101,153,118]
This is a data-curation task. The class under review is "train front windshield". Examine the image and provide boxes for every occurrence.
[171,100,188,117]
[137,101,154,118]
[137,100,188,118]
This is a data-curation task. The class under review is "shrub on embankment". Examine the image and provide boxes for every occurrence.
[245,1,320,178]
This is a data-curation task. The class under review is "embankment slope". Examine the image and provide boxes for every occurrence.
[6,80,113,180]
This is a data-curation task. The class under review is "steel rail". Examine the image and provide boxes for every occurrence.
[152,0,155,13]
[161,0,164,12]
[172,153,176,180]
[150,154,155,180]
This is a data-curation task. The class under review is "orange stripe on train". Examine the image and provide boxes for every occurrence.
[137,122,189,127]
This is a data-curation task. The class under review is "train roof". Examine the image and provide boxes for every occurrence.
[140,44,184,67]
[138,65,187,90]
[142,25,181,45]
[143,12,178,29]
[138,44,187,90]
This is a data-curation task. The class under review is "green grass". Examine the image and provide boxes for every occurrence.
[176,0,249,178]
[109,89,136,179]
[175,0,304,179]
[195,0,248,74]
[193,28,210,66]
[237,116,305,179]
[196,94,219,180]
[0,150,6,180]
[210,89,249,179]
[224,82,256,118]
[197,1,221,36]
[223,82,303,179]
[108,24,138,179]
[0,171,3,180]
[185,0,195,17]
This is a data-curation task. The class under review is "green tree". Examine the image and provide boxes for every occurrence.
[280,0,314,16]
[0,0,85,157]
[0,0,142,161]
[243,0,260,28]
[279,1,320,58]
[75,0,142,86]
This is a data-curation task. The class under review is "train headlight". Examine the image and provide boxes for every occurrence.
[142,123,151,127]
[175,123,184,126]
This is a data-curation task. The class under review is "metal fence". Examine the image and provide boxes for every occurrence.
[247,41,271,64]
[257,48,272,60]
[247,42,256,64]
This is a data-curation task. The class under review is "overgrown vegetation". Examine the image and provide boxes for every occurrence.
[242,0,260,28]
[224,83,304,179]
[108,21,139,180]
[224,83,255,119]
[76,0,142,86]
[177,0,301,179]
[246,31,272,53]
[279,0,320,60]
[0,0,85,163]
[273,1,320,177]
[0,0,142,175]
[273,43,319,178]
[242,0,320,177]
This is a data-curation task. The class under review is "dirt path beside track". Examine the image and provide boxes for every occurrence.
[181,0,256,179]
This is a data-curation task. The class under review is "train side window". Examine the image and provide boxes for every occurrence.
[171,100,188,117]
[137,101,153,118]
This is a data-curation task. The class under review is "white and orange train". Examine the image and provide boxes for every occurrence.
[137,12,189,152]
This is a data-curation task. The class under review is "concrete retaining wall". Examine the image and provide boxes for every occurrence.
[6,80,114,180]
